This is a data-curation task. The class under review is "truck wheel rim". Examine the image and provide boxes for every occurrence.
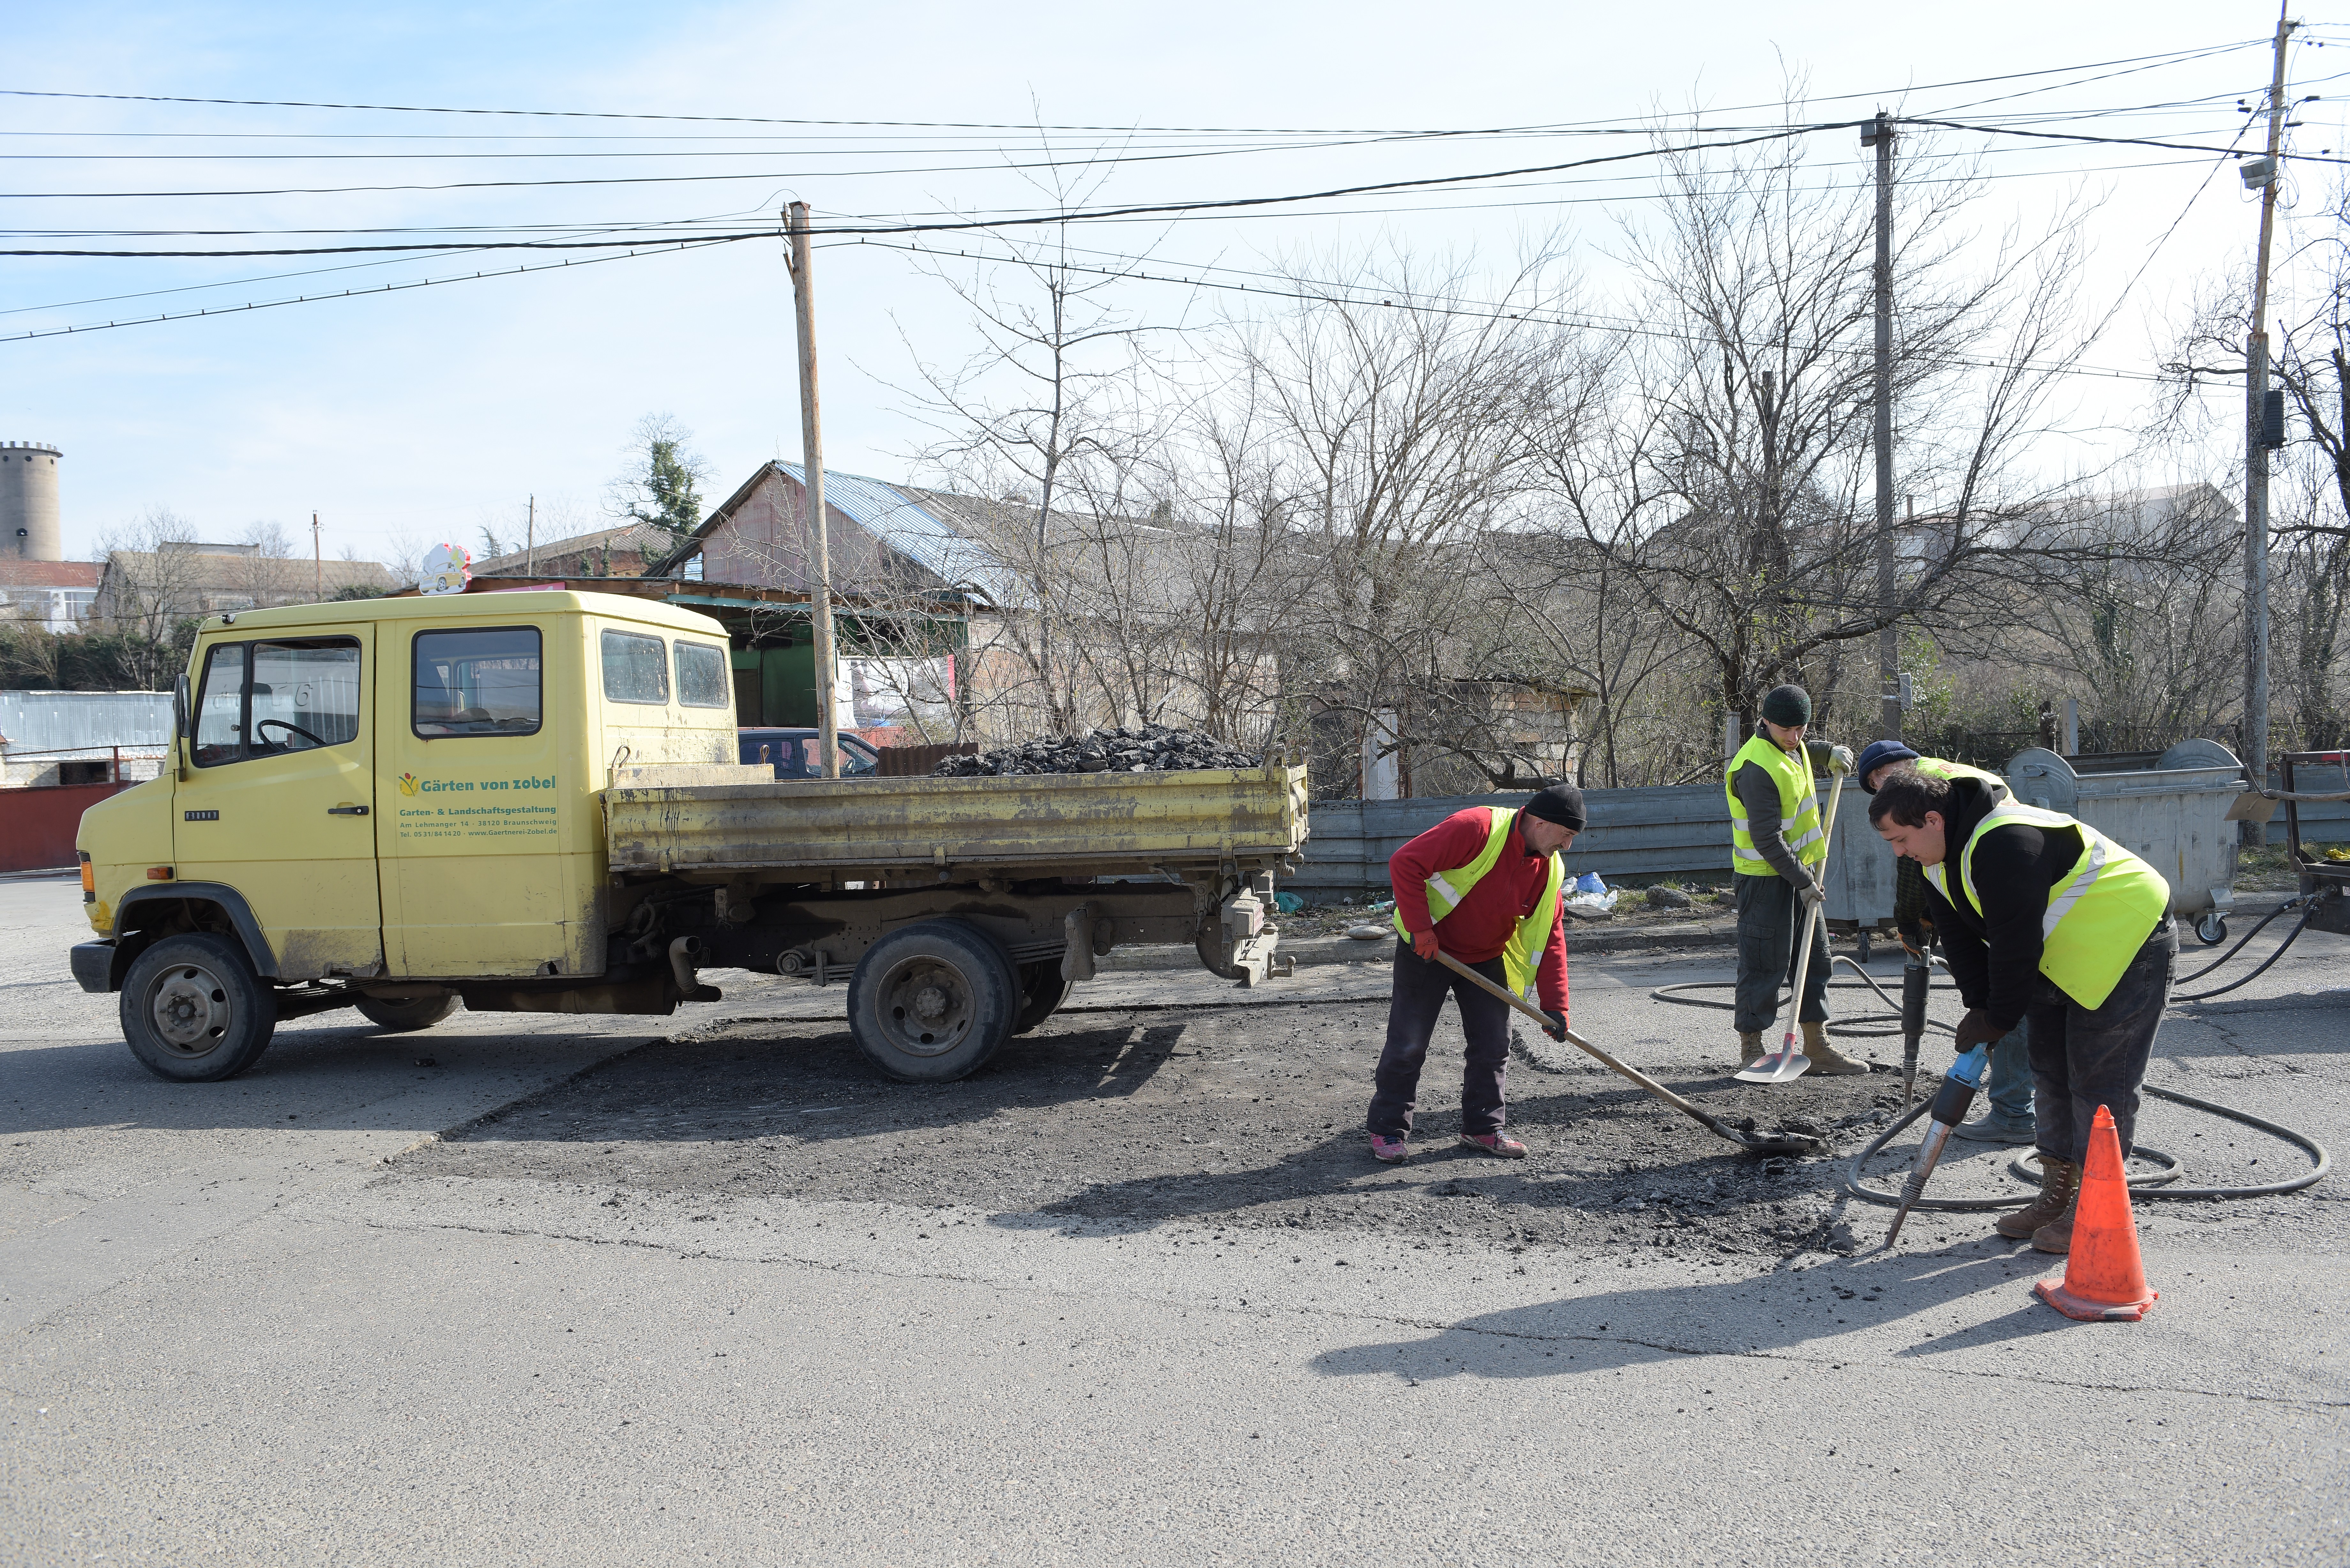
[149,964,233,1056]
[876,956,978,1057]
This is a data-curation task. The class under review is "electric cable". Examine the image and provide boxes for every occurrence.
[0,43,2263,135]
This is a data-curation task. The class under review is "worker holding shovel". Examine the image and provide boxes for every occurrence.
[1367,783,1583,1164]
[1868,768,2174,1253]
[1727,685,1863,1076]
[1855,740,2034,1144]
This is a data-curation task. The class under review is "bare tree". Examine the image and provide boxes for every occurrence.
[1536,117,2096,759]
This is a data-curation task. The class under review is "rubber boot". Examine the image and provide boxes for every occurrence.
[1801,1021,1868,1075]
[1995,1156,2080,1241]
[1737,1032,1765,1070]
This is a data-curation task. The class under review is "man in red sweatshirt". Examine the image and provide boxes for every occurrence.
[1368,782,1582,1163]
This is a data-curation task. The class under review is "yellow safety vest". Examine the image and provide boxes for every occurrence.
[1924,801,2170,1011]
[1726,732,1825,878]
[1914,756,2010,803]
[1391,806,1566,995]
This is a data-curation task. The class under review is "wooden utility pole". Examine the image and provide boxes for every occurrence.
[1865,109,1900,743]
[311,511,322,599]
[525,494,536,577]
[786,201,841,779]
[2243,3,2295,842]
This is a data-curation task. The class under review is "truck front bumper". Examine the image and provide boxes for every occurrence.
[70,941,117,994]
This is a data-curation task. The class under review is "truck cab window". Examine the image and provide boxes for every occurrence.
[413,627,542,738]
[601,629,669,705]
[675,640,730,708]
[190,639,362,767]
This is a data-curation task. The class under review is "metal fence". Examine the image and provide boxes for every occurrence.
[1287,742,2345,909]
[1286,786,1735,902]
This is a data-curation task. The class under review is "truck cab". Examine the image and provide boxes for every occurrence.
[74,591,737,1082]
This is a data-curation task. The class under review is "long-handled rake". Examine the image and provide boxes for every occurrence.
[1432,950,1826,1158]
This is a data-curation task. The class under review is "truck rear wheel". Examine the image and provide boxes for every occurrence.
[119,933,279,1083]
[354,991,459,1032]
[1012,962,1073,1036]
[847,919,1020,1082]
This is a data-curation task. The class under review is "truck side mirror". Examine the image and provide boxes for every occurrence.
[173,672,190,739]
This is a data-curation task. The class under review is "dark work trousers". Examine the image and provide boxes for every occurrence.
[2025,920,2177,1165]
[1366,940,1512,1140]
[1733,874,1830,1035]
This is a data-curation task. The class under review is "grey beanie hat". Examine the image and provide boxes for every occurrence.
[1759,684,1812,726]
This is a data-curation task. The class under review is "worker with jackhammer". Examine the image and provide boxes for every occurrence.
[1868,769,2174,1253]
[1726,685,1864,1075]
[1367,783,1583,1164]
[1855,741,2035,1145]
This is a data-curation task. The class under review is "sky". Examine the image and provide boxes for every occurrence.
[5,1,2346,574]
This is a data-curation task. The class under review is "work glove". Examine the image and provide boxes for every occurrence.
[1542,1009,1569,1043]
[1797,881,1825,911]
[1411,929,1440,962]
[1827,744,1856,776]
[1951,1007,2003,1053]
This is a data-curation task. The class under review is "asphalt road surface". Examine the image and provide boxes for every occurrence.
[5,873,2345,1564]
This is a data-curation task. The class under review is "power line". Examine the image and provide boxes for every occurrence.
[1,237,737,343]
[0,41,2263,138]
[859,235,2194,386]
[1900,114,2349,163]
[0,123,1849,241]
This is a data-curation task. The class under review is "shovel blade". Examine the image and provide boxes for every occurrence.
[1733,1044,1813,1084]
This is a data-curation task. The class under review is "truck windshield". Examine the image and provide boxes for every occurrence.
[413,627,543,737]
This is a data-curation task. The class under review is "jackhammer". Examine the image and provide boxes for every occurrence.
[1899,947,1931,1105]
[1882,1042,1990,1248]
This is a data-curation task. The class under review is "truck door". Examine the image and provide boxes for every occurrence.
[174,629,382,979]
[379,620,580,977]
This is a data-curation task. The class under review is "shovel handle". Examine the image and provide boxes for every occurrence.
[1774,769,1846,1044]
[1428,948,1735,1133]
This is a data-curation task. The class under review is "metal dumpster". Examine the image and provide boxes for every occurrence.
[2004,739,2243,916]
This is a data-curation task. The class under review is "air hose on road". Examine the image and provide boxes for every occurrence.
[1645,956,2334,1209]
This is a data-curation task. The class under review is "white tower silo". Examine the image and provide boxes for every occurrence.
[1,442,63,561]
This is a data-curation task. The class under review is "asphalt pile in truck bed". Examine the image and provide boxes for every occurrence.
[931,724,1262,777]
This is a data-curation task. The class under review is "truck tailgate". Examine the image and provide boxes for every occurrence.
[603,764,1309,878]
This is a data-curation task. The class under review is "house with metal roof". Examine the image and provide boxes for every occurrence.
[644,462,1022,608]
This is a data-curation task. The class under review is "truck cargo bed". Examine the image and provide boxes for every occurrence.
[603,763,1309,881]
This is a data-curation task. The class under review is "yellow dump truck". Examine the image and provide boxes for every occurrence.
[71,590,1307,1085]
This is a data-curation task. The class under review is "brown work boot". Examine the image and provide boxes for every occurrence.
[1801,1021,1869,1075]
[1737,1032,1765,1070]
[2032,1202,2081,1255]
[1996,1156,2080,1241]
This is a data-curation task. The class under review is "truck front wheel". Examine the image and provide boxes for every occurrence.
[354,991,460,1032]
[119,933,279,1083]
[846,919,1019,1082]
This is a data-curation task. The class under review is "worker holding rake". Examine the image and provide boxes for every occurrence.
[1727,685,1863,1075]
[1367,783,1583,1164]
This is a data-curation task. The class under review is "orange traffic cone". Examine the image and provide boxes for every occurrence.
[2034,1104,2158,1322]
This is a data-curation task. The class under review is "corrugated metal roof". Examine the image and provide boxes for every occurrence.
[0,690,175,754]
[772,464,1023,607]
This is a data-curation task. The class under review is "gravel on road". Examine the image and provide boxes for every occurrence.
[405,996,1940,1264]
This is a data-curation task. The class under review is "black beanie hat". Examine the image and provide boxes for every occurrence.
[1760,684,1812,726]
[1521,781,1587,833]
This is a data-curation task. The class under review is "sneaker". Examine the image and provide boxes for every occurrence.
[1369,1134,1410,1164]
[1952,1112,2037,1146]
[1458,1131,1528,1159]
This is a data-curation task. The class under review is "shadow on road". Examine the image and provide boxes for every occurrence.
[1307,1240,2062,1381]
